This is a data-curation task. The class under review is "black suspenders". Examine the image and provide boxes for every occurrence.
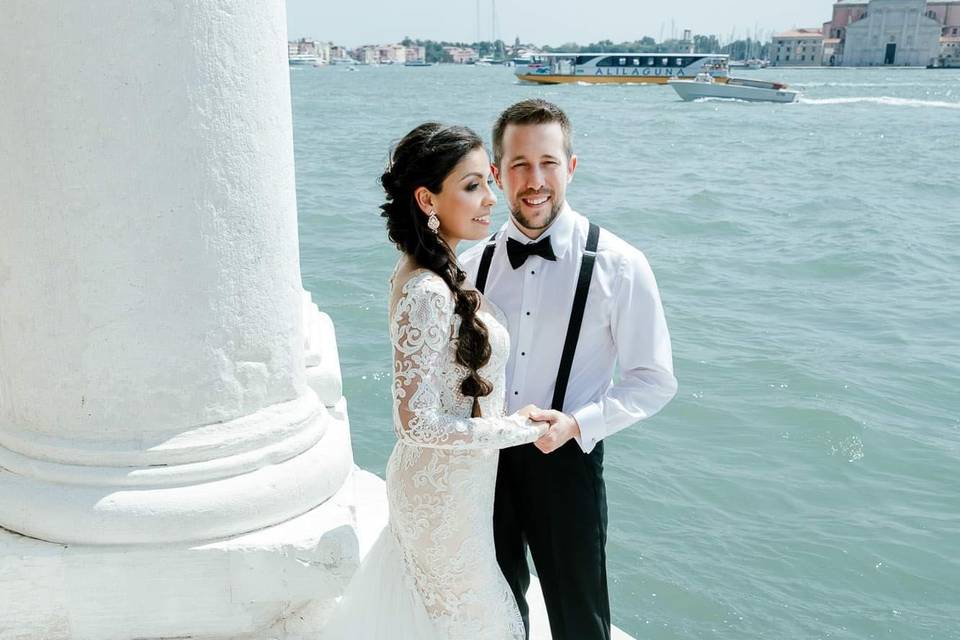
[475,222,601,412]
[551,222,600,412]
[475,233,498,294]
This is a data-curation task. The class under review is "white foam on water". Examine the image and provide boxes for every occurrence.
[800,95,960,109]
[796,81,939,88]
[692,97,761,105]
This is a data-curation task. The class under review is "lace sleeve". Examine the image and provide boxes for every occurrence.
[390,274,545,450]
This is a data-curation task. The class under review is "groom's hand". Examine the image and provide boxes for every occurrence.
[530,410,581,454]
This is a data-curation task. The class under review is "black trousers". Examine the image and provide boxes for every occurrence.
[494,439,610,640]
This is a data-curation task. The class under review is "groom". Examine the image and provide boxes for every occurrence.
[461,99,678,639]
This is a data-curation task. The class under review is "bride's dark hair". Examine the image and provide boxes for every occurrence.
[380,122,494,404]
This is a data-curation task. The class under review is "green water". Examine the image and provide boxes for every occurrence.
[292,65,960,639]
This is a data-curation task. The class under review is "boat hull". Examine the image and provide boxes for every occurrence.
[669,80,798,103]
[516,74,728,85]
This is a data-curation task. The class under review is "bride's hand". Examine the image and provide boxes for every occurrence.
[517,405,550,437]
[517,404,540,418]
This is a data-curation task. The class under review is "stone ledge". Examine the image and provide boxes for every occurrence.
[0,467,634,640]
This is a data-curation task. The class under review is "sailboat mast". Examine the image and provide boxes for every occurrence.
[492,0,497,56]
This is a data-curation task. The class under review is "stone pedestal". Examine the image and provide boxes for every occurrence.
[0,412,367,640]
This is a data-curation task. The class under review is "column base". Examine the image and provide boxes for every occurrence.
[0,394,352,545]
[0,467,387,640]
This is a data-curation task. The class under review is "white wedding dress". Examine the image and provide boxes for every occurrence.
[322,268,546,640]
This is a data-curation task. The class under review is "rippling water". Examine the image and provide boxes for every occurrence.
[291,65,960,640]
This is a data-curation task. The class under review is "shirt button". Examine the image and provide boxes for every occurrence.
[514,391,519,395]
[531,270,535,275]
[525,312,531,316]
[521,352,525,356]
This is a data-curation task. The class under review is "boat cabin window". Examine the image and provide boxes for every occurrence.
[590,55,715,68]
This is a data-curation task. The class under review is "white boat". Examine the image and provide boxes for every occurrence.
[288,54,323,67]
[513,52,728,84]
[729,58,766,70]
[668,73,798,103]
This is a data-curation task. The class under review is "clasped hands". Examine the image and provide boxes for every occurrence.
[517,404,580,454]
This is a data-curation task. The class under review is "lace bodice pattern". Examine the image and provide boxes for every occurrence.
[385,269,545,639]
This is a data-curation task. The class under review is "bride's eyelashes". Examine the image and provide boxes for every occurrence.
[465,178,494,192]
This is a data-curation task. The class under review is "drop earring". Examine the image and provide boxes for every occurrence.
[427,211,440,234]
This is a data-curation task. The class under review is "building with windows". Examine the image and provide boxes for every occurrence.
[770,28,824,65]
[405,45,426,62]
[374,44,406,64]
[821,0,960,64]
[442,46,478,64]
[845,0,941,65]
[934,35,960,64]
[351,44,409,64]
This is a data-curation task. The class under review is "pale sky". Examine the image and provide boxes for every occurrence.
[285,0,835,47]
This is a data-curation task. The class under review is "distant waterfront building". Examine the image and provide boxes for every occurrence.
[845,0,941,65]
[928,0,960,36]
[822,37,843,63]
[351,44,401,64]
[770,28,824,65]
[378,44,407,64]
[405,45,426,62]
[935,34,960,64]
[442,46,478,64]
[821,0,960,64]
[357,45,378,64]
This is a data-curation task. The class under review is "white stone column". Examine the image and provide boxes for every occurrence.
[0,2,375,638]
[0,2,349,543]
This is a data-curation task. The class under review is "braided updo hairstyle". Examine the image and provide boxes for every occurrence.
[381,122,494,406]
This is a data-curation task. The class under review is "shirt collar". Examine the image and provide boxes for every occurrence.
[504,201,576,259]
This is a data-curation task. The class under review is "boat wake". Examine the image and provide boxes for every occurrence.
[690,96,792,105]
[795,81,942,88]
[800,96,960,109]
[692,97,755,104]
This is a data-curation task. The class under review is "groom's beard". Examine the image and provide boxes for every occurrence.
[509,189,563,231]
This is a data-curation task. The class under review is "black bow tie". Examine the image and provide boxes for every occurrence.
[506,236,557,269]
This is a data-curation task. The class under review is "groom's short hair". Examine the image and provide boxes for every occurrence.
[492,99,573,168]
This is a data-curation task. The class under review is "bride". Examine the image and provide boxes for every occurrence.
[322,123,548,639]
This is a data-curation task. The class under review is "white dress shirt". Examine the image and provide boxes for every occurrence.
[460,203,678,453]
